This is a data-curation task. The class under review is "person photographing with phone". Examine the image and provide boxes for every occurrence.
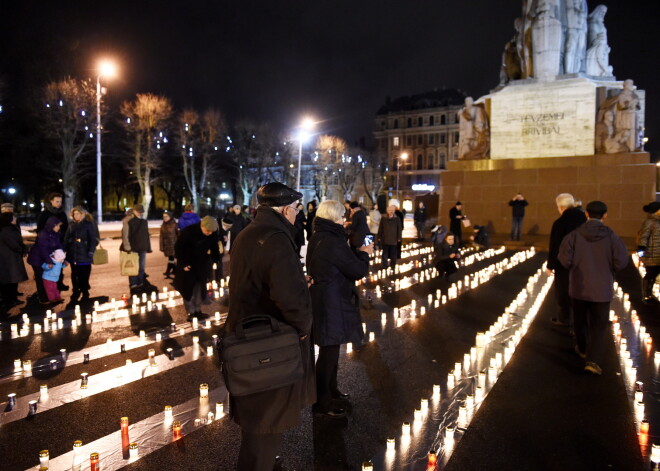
[307,200,373,419]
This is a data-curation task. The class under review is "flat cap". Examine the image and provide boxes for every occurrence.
[643,201,660,214]
[257,182,302,207]
[585,200,607,215]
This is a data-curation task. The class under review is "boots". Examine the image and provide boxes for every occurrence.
[642,279,659,305]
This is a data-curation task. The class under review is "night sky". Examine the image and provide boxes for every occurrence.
[1,0,658,154]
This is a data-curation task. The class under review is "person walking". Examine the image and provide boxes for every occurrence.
[120,204,151,293]
[63,206,98,302]
[546,193,587,328]
[0,212,28,313]
[449,202,466,247]
[414,201,428,241]
[558,201,629,375]
[177,203,200,231]
[637,201,660,305]
[305,201,317,241]
[346,202,370,251]
[160,211,178,279]
[368,204,381,236]
[174,216,220,320]
[307,200,372,419]
[27,216,64,306]
[225,182,314,471]
[378,205,402,269]
[36,192,69,291]
[508,193,528,241]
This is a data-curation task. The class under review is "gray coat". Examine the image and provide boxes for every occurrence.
[0,225,28,284]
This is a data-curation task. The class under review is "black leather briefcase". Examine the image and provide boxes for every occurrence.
[220,315,304,397]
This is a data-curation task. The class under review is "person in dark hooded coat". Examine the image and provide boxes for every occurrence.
[36,192,68,291]
[0,212,28,312]
[27,216,64,305]
[225,182,315,471]
[307,200,372,418]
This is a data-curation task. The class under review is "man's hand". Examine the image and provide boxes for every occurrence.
[449,254,456,259]
[306,275,314,287]
[183,266,191,271]
[359,243,374,255]
[545,268,553,276]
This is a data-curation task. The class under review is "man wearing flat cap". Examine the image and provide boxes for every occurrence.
[559,201,628,376]
[174,215,220,319]
[225,181,314,471]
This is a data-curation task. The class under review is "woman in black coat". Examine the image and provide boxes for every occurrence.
[306,200,373,417]
[293,202,306,254]
[64,207,99,301]
[305,201,317,241]
[0,212,28,313]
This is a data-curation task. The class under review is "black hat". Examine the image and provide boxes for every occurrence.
[349,201,360,209]
[455,201,462,205]
[257,182,302,207]
[585,200,607,215]
[643,201,660,214]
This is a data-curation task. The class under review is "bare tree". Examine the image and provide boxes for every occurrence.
[362,150,387,205]
[314,135,349,200]
[40,77,97,214]
[120,93,172,218]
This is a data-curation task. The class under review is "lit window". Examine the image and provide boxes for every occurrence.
[393,136,400,147]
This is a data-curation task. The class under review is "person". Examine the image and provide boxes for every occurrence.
[160,211,178,279]
[558,201,628,375]
[305,201,317,241]
[391,200,404,258]
[346,202,370,251]
[178,203,200,230]
[434,232,461,280]
[293,202,306,255]
[546,193,587,328]
[368,204,381,236]
[174,216,220,320]
[27,216,64,305]
[228,204,248,248]
[217,217,232,279]
[225,182,314,471]
[120,204,152,293]
[378,205,402,269]
[430,224,448,249]
[637,201,660,304]
[63,206,98,302]
[449,202,466,247]
[508,193,528,241]
[0,212,28,313]
[471,224,490,249]
[41,249,67,303]
[36,192,69,291]
[307,200,372,419]
[413,201,428,241]
[343,200,352,221]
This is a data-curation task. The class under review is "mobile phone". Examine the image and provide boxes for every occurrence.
[637,250,645,257]
[363,234,374,246]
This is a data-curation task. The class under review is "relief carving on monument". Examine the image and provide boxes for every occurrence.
[596,79,642,153]
[458,97,490,160]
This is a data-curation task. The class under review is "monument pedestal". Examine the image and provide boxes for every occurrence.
[439,152,655,239]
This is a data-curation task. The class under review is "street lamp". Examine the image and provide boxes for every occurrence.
[96,59,117,224]
[396,152,408,203]
[296,117,315,192]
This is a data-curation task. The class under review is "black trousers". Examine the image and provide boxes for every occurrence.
[573,299,610,364]
[315,344,340,412]
[643,265,660,292]
[553,267,572,325]
[382,244,398,268]
[70,264,92,295]
[31,265,48,303]
[0,283,18,304]
[237,430,282,471]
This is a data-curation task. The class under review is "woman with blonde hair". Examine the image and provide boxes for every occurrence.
[64,206,99,302]
[307,200,373,419]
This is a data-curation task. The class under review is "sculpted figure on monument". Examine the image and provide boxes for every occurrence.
[458,97,489,160]
[595,110,629,154]
[519,0,536,78]
[532,0,562,79]
[564,0,588,74]
[500,19,523,84]
[585,5,613,77]
[597,79,641,152]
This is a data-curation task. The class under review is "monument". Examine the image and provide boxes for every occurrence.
[442,0,654,239]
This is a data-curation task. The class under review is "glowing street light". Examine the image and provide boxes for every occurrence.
[296,117,315,192]
[396,152,408,202]
[96,59,117,224]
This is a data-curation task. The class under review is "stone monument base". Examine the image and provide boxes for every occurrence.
[439,153,655,239]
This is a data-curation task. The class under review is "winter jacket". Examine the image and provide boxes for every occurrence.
[159,219,178,257]
[225,206,315,434]
[434,239,460,273]
[547,207,587,271]
[558,219,629,302]
[377,215,402,246]
[307,217,369,346]
[449,207,464,235]
[305,208,316,241]
[173,223,219,301]
[368,209,381,234]
[294,210,306,249]
[120,217,151,253]
[36,202,68,240]
[509,199,528,217]
[414,207,428,224]
[27,217,64,267]
[178,211,201,230]
[64,219,98,265]
[347,208,370,249]
[228,212,248,243]
[0,223,28,284]
[41,261,64,282]
[637,214,660,266]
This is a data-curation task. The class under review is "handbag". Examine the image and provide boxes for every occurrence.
[462,218,471,228]
[220,315,303,397]
[93,244,108,265]
[120,251,139,276]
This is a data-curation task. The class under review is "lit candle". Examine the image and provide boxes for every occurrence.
[23,360,32,373]
[386,437,395,451]
[206,345,214,356]
[651,444,660,463]
[445,425,455,441]
[193,335,199,344]
[402,422,411,435]
[80,373,89,389]
[208,411,215,422]
[216,402,224,417]
[40,385,48,396]
[433,384,440,398]
[139,330,146,339]
[14,359,21,370]
[129,442,138,459]
[362,461,374,471]
[641,420,650,434]
[156,333,162,342]
[148,349,155,359]
[369,332,375,342]
[39,450,49,467]
[90,452,100,471]
[164,405,173,419]
[200,383,209,398]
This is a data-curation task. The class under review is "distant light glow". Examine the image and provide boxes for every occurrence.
[7,187,16,195]
[412,184,435,192]
[98,60,118,78]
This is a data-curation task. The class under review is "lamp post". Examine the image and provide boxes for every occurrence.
[396,152,408,203]
[296,117,315,192]
[95,60,117,225]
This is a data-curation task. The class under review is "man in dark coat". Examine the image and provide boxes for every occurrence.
[346,201,370,250]
[0,212,28,313]
[225,182,315,471]
[413,201,428,241]
[228,204,248,249]
[120,204,151,292]
[508,193,528,241]
[174,216,220,319]
[546,193,587,328]
[36,192,69,291]
[558,201,628,375]
[305,201,317,241]
[449,201,466,247]
[434,232,461,280]
[378,205,402,268]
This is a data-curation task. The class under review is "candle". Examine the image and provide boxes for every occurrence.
[120,416,129,434]
[139,330,146,339]
[641,420,650,434]
[194,418,201,426]
[156,333,162,342]
[83,353,90,363]
[90,452,100,471]
[148,349,155,359]
[23,360,32,373]
[413,408,422,421]
[208,411,215,422]
[369,332,375,342]
[13,359,21,370]
[39,450,49,467]
[216,402,224,417]
[8,393,16,406]
[193,336,199,344]
[445,425,455,441]
[40,385,48,396]
[129,442,138,459]
[346,343,353,353]
[81,373,89,389]
[29,400,38,414]
[362,462,373,471]
[651,444,660,463]
[402,421,411,435]
[200,383,209,398]
[164,405,173,419]
[433,384,440,398]
[386,437,395,451]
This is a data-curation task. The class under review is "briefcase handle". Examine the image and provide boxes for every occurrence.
[235,315,281,339]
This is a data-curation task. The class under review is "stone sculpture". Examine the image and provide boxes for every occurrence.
[597,79,641,152]
[564,0,588,74]
[532,0,562,79]
[585,5,613,77]
[458,97,490,160]
[500,19,523,84]
[519,0,535,79]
